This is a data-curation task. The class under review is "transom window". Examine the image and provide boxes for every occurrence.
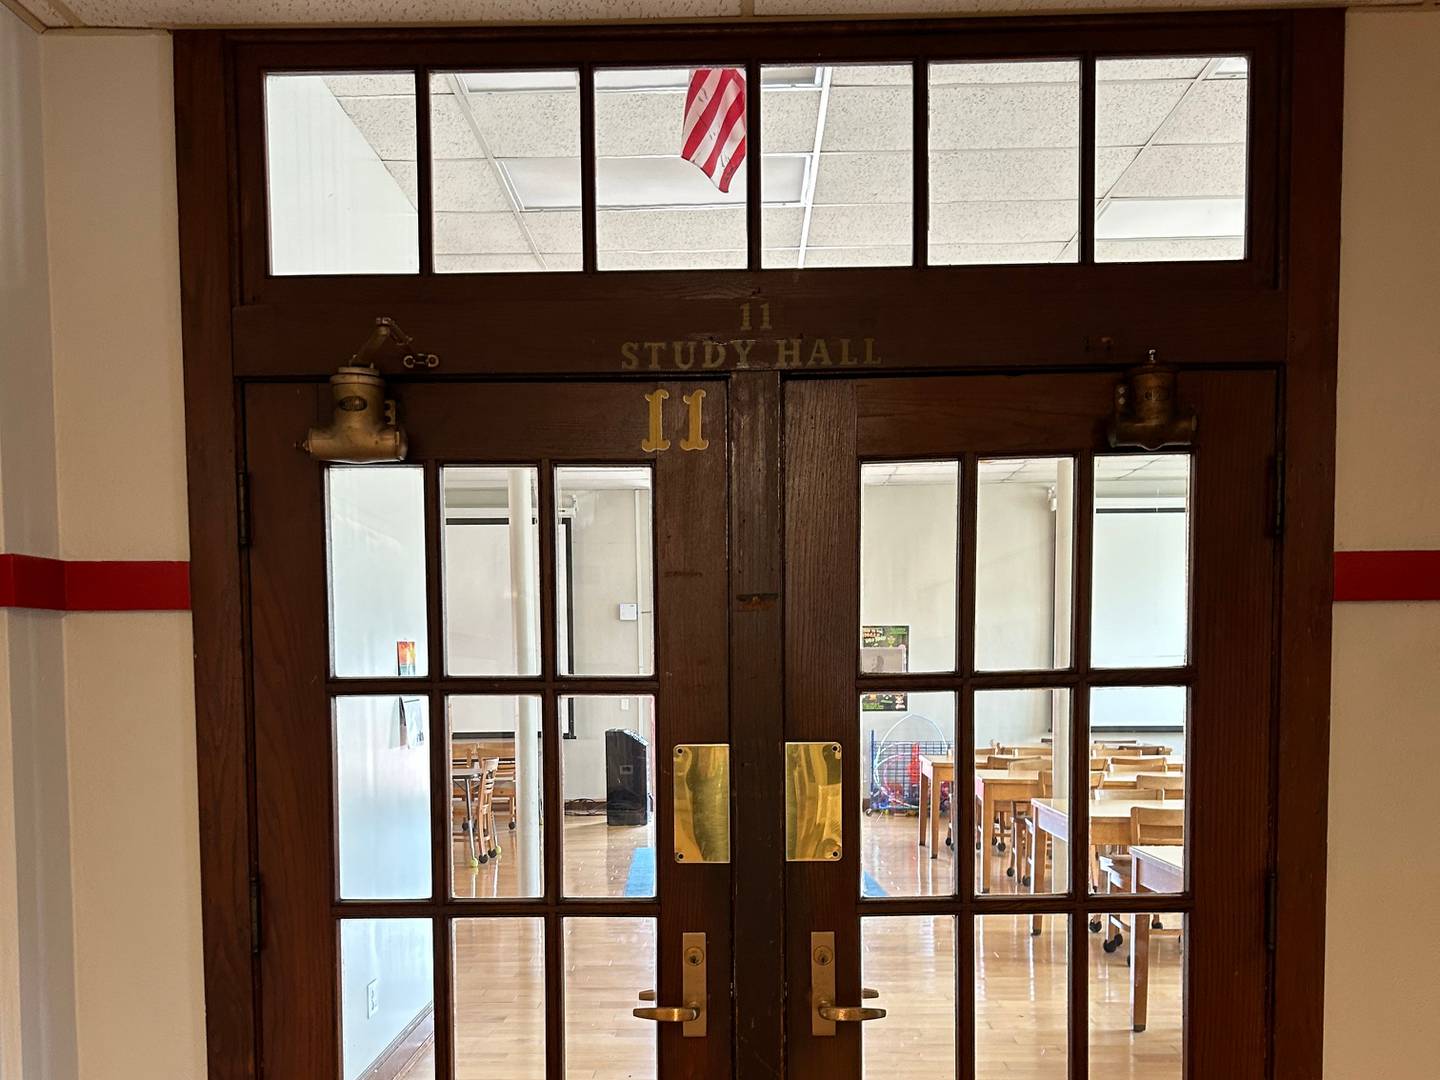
[262,55,1250,276]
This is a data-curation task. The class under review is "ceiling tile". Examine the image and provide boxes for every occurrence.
[761,90,824,154]
[323,73,415,97]
[1095,79,1190,147]
[600,248,746,270]
[1096,236,1244,262]
[931,60,1080,85]
[385,161,420,208]
[929,240,1069,265]
[802,245,912,267]
[519,211,583,252]
[805,203,911,248]
[1108,143,1246,198]
[931,148,1076,201]
[830,64,913,87]
[597,207,746,254]
[929,199,1076,245]
[766,207,806,248]
[429,159,512,211]
[337,95,418,160]
[929,83,1079,150]
[822,86,913,152]
[812,152,913,204]
[1155,79,1249,145]
[434,211,531,254]
[1097,58,1209,82]
[1096,146,1140,192]
[458,90,581,158]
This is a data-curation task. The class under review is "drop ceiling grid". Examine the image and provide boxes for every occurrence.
[299,55,1248,270]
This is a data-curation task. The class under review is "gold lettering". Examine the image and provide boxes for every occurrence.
[641,389,671,453]
[863,338,881,367]
[808,339,833,367]
[702,341,726,370]
[739,299,773,332]
[776,338,801,368]
[838,338,858,366]
[673,341,697,370]
[644,342,666,371]
[680,390,709,452]
[620,342,640,370]
[731,339,756,368]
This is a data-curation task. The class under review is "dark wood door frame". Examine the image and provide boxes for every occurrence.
[175,11,1342,1080]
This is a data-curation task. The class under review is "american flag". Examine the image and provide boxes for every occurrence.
[681,68,747,194]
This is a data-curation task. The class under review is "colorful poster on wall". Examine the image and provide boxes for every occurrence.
[860,625,909,711]
[396,640,418,677]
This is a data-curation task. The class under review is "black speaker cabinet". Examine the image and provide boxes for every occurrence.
[605,728,649,826]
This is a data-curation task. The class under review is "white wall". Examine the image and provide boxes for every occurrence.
[0,8,73,1080]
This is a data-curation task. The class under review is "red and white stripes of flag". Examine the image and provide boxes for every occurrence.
[681,68,747,194]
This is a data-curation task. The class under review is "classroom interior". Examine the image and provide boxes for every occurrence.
[330,449,1190,1080]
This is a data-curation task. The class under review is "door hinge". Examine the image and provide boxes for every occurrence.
[250,874,262,955]
[1265,871,1277,952]
[237,470,251,549]
[1271,452,1286,538]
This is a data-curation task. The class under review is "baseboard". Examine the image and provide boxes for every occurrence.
[359,1003,435,1080]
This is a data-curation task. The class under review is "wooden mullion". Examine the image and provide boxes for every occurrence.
[432,914,454,1080]
[1068,452,1095,1080]
[912,58,929,268]
[416,66,434,275]
[746,59,763,270]
[545,909,565,1080]
[579,64,597,273]
[1078,52,1097,265]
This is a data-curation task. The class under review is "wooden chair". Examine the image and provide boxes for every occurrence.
[493,757,518,832]
[1094,785,1161,801]
[1095,806,1185,952]
[1107,755,1170,773]
[1016,772,1054,888]
[1136,772,1186,799]
[475,757,502,864]
[451,745,480,865]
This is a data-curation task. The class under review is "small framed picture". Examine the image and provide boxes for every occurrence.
[396,640,418,677]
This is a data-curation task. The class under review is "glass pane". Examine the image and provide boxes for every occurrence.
[976,457,1076,671]
[976,914,1069,1079]
[556,466,654,676]
[1090,910,1185,1075]
[595,67,747,270]
[340,918,434,1080]
[430,70,581,272]
[564,917,656,1080]
[762,64,912,268]
[336,696,431,900]
[860,461,958,673]
[265,73,418,275]
[1091,454,1191,668]
[443,467,541,676]
[975,689,1071,896]
[1096,57,1249,262]
[450,696,543,899]
[929,60,1081,265]
[1090,686,1187,896]
[453,918,545,1078]
[861,691,955,898]
[862,916,955,1076]
[561,695,656,898]
[327,466,428,678]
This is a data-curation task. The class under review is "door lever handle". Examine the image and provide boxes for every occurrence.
[816,1000,887,1023]
[862,987,879,999]
[631,932,707,1037]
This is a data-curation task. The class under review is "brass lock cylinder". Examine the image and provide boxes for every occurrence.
[304,365,407,464]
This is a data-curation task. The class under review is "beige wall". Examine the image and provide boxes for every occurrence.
[1,7,1437,1079]
[1325,10,1440,1079]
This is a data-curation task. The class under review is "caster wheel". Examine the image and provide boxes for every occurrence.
[1126,954,1132,967]
[975,840,982,851]
[1089,919,1103,933]
[945,836,954,849]
[1151,918,1164,930]
[1006,867,1015,878]
[1103,936,1121,954]
[508,821,517,831]
[488,847,501,859]
[469,856,480,868]
[479,853,489,865]
[1020,875,1031,887]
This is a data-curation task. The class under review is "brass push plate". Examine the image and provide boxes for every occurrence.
[673,744,730,864]
[785,742,843,862]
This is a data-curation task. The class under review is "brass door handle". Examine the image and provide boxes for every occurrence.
[862,987,880,999]
[637,989,656,1001]
[816,1000,887,1023]
[633,1004,702,1023]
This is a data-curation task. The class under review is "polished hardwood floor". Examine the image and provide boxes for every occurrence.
[399,813,1182,1079]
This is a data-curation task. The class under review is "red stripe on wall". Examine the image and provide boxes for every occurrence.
[1334,550,1440,603]
[0,554,191,612]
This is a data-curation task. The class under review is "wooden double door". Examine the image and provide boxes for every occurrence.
[245,368,1276,1079]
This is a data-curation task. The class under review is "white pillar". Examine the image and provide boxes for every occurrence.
[509,469,543,897]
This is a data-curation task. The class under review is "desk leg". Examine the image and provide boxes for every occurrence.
[918,771,929,849]
[928,773,940,859]
[979,792,994,888]
[1029,824,1044,936]
[1130,903,1152,1032]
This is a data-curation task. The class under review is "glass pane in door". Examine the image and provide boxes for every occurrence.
[340,918,435,1080]
[564,917,657,1080]
[335,696,431,900]
[976,914,1068,1079]
[1090,910,1186,1076]
[453,918,546,1078]
[555,466,654,676]
[862,916,956,1076]
[860,460,959,673]
[442,467,541,676]
[561,695,657,898]
[449,695,543,899]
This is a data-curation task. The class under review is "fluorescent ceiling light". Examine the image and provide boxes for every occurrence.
[459,70,579,93]
[502,154,807,211]
[1097,197,1244,240]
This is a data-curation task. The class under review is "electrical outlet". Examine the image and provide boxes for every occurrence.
[619,698,630,711]
[366,979,380,1018]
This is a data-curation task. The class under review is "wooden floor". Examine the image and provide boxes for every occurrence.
[400,813,1181,1079]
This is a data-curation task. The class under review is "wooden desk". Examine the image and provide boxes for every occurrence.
[974,770,1041,886]
[918,755,953,855]
[1130,844,1184,1033]
[1027,798,1183,916]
